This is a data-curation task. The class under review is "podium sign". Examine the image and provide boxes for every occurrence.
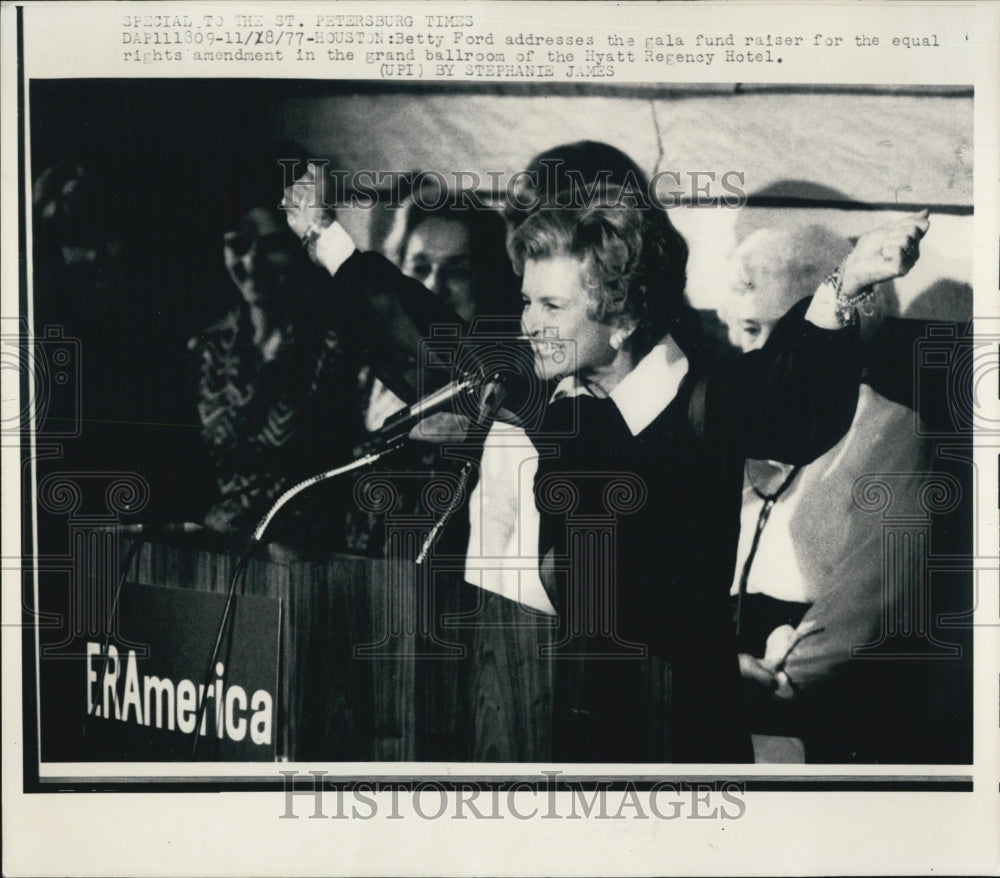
[74,582,281,761]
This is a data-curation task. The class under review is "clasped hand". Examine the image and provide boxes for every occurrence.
[841,209,930,295]
[280,162,335,240]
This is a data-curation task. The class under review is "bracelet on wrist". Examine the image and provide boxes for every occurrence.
[824,258,876,327]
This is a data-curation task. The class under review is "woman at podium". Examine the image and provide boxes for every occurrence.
[282,165,928,762]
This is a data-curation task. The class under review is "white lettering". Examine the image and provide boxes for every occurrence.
[250,690,273,745]
[121,650,143,725]
[198,684,211,736]
[82,647,272,746]
[225,685,247,742]
[103,645,121,720]
[215,663,225,739]
[176,679,197,734]
[143,676,176,730]
[86,642,100,715]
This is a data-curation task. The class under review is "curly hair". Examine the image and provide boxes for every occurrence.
[503,140,652,234]
[507,188,692,360]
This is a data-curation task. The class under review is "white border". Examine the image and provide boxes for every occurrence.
[3,2,999,875]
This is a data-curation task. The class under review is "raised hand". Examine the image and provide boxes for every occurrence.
[841,209,930,296]
[280,162,334,240]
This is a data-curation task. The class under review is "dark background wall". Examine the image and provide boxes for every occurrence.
[30,80,316,520]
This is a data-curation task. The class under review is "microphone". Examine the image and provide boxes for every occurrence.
[244,370,511,556]
[353,371,506,457]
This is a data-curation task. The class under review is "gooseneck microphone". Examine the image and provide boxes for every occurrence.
[253,369,506,542]
[352,370,505,458]
[191,370,507,754]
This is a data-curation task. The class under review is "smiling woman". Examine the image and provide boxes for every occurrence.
[520,256,619,382]
[511,187,692,390]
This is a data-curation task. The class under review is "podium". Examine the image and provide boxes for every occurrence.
[36,527,681,762]
[129,533,579,761]
[32,530,561,762]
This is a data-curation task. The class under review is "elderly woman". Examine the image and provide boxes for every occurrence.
[720,225,935,762]
[284,165,928,761]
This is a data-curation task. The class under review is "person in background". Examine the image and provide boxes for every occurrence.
[188,201,364,545]
[386,188,518,322]
[719,224,935,762]
[359,186,518,433]
[345,187,519,557]
[31,157,129,440]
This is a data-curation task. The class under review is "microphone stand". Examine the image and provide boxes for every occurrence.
[84,526,148,738]
[251,443,405,543]
[190,369,502,755]
[414,459,475,565]
[415,372,507,565]
[190,440,405,758]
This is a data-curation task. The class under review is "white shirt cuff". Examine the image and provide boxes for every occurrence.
[313,221,357,276]
[804,281,843,330]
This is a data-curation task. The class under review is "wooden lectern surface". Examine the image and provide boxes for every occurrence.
[126,535,557,761]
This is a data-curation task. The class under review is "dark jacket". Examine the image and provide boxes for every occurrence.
[330,252,861,763]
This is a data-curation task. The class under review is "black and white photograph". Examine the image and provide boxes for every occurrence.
[2,1,997,875]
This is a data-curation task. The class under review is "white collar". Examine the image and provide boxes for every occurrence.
[549,336,689,436]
